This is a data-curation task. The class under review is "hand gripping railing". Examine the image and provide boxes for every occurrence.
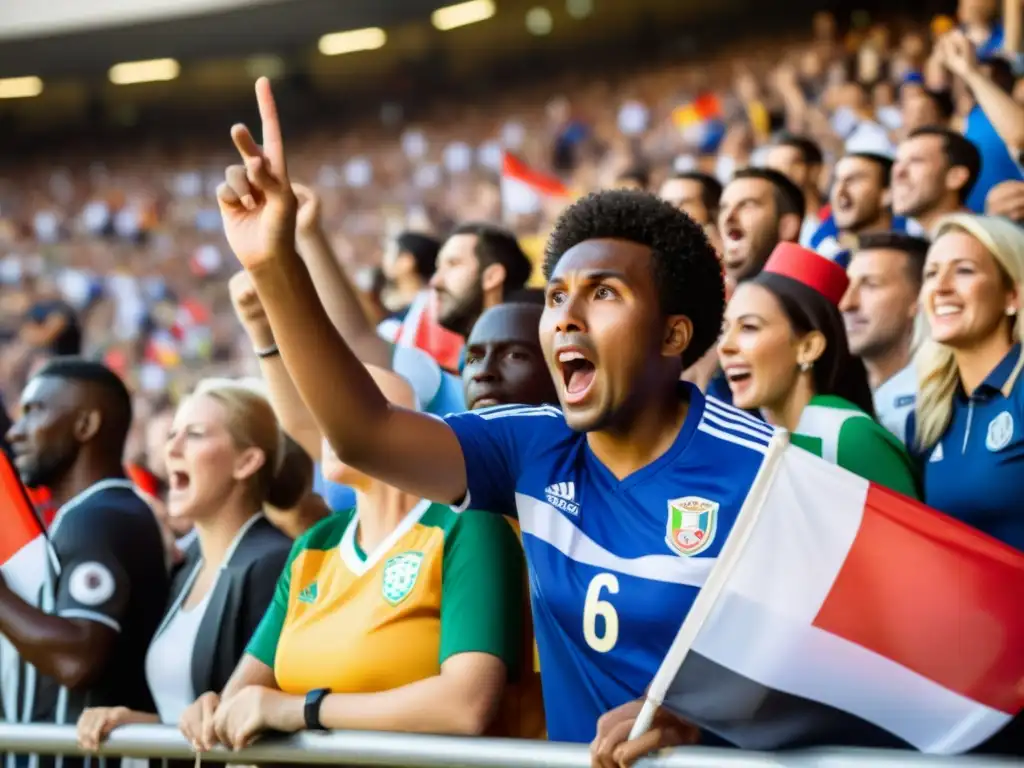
[0,725,1019,767]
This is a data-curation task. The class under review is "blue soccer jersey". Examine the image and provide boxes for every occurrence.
[444,383,773,743]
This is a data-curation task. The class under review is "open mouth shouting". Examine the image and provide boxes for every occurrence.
[556,346,597,406]
[168,468,191,496]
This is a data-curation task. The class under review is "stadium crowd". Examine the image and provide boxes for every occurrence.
[1,1,1024,765]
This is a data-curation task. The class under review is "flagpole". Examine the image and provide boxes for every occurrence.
[626,432,791,743]
[628,699,659,741]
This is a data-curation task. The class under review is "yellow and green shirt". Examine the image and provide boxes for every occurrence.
[246,500,544,738]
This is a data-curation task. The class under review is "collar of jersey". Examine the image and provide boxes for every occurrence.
[958,343,1023,402]
[339,497,433,576]
[49,477,137,538]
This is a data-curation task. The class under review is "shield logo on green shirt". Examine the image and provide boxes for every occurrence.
[382,551,424,606]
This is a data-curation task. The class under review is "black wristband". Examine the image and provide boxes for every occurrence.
[304,688,331,731]
[254,342,280,359]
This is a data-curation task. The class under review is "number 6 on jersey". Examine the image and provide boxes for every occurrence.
[583,573,620,653]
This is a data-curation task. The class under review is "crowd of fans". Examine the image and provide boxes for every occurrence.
[1,1,1024,765]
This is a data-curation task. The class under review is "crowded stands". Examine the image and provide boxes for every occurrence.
[2,0,1024,765]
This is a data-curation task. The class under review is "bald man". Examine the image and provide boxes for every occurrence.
[1,358,168,768]
[461,303,558,411]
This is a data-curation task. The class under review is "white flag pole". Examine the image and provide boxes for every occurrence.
[627,431,791,742]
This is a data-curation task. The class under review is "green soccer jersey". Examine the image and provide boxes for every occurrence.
[792,394,920,498]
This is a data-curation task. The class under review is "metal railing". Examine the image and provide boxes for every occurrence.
[0,725,1019,767]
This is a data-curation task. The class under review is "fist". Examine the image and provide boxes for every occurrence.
[937,30,978,78]
[986,180,1024,223]
[292,182,322,237]
[591,699,699,768]
[229,271,267,326]
[217,77,298,271]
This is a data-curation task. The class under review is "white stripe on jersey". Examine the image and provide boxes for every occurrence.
[475,404,563,421]
[515,493,716,587]
[704,397,774,436]
[701,410,774,445]
[697,422,770,454]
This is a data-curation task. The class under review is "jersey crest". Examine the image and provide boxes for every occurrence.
[666,496,719,557]
[382,551,424,605]
[298,580,319,604]
[986,411,1014,452]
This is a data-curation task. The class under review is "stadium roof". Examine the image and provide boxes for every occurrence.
[0,0,444,78]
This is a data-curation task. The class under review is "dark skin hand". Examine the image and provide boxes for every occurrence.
[0,578,115,689]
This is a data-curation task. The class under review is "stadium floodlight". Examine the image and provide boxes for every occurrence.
[318,27,387,56]
[109,58,180,85]
[431,0,496,31]
[0,76,43,99]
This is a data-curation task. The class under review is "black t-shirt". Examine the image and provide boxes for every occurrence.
[24,301,81,356]
[23,479,169,768]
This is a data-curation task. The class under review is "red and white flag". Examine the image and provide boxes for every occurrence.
[0,452,48,603]
[501,152,570,217]
[0,451,50,725]
[378,289,465,373]
[636,434,1024,753]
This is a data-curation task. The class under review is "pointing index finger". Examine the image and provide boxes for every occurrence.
[254,77,287,179]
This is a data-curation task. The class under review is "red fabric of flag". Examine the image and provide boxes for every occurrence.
[814,483,1024,714]
[0,452,45,563]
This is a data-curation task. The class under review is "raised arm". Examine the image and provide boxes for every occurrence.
[291,183,393,370]
[217,78,467,504]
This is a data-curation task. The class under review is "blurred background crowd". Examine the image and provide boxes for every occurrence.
[1,0,1024,757]
[3,0,1019,460]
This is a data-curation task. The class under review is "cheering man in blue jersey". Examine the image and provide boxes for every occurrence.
[218,79,775,762]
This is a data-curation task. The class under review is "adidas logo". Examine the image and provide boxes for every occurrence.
[545,481,580,517]
[298,581,319,604]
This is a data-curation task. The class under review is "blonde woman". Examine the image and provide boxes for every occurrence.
[76,379,304,748]
[178,368,543,750]
[909,214,1024,551]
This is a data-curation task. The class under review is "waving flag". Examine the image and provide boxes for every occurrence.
[380,290,465,373]
[672,93,726,154]
[634,434,1024,753]
[0,451,51,728]
[0,453,48,603]
[501,152,571,218]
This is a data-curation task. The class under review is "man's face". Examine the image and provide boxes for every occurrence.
[429,234,485,334]
[901,92,944,135]
[839,248,919,360]
[765,145,809,189]
[462,304,556,410]
[7,376,82,488]
[658,178,710,225]
[718,178,782,283]
[892,134,948,218]
[540,239,667,432]
[831,156,888,233]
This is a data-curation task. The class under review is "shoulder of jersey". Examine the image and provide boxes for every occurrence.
[456,403,564,423]
[700,396,777,454]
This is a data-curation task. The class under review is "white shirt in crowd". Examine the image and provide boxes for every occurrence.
[872,363,917,445]
[144,589,212,724]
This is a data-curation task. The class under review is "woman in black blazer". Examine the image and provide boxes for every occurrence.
[75,378,307,748]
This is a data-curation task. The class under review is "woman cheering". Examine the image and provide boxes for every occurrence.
[718,243,919,496]
[909,214,1024,550]
[179,366,543,750]
[76,379,301,747]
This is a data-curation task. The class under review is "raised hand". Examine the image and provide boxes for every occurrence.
[228,270,275,350]
[937,30,979,79]
[292,182,323,238]
[217,77,298,270]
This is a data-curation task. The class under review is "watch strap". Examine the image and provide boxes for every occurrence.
[303,688,330,731]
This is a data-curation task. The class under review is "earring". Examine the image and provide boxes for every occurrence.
[799,361,813,372]
[1007,308,1018,317]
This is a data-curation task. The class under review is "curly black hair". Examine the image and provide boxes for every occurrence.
[543,189,725,369]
